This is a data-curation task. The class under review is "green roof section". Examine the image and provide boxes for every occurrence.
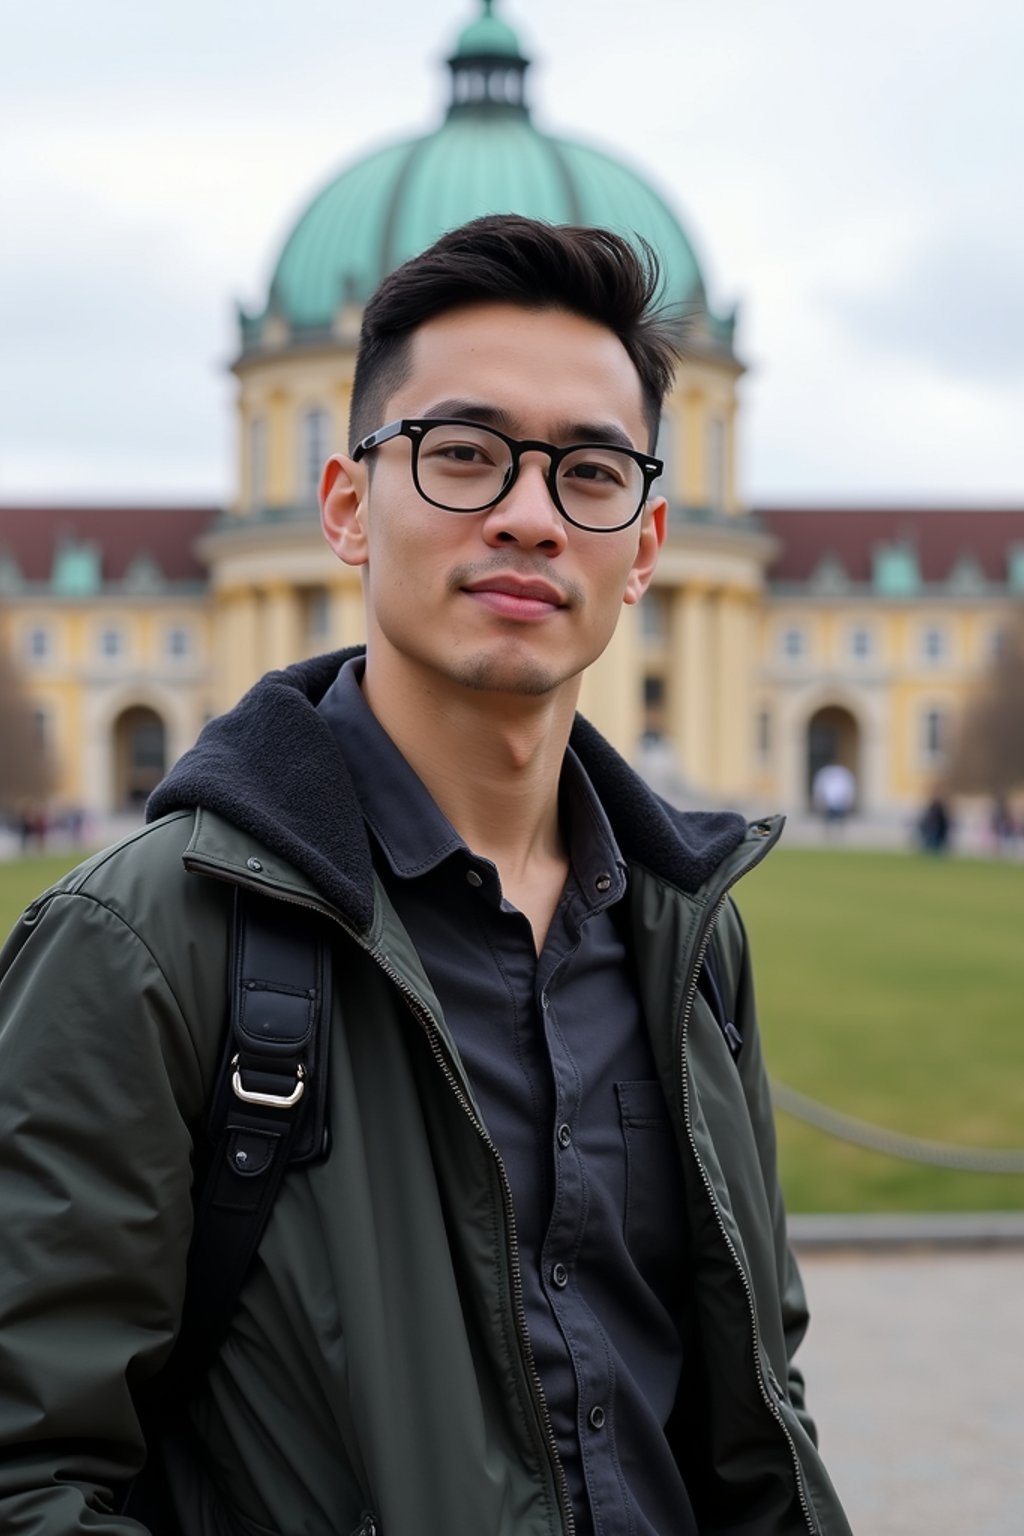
[872,541,921,596]
[242,2,725,355]
[453,0,522,58]
[52,539,102,596]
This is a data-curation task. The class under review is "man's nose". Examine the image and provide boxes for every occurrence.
[482,454,568,552]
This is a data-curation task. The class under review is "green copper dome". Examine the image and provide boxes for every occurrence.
[243,3,731,354]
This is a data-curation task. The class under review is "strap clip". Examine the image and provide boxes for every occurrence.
[230,1054,306,1108]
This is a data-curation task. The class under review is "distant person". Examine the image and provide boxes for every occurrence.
[990,795,1017,854]
[812,761,856,829]
[918,794,952,854]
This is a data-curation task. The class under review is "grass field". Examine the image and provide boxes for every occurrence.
[0,851,95,919]
[2,843,1023,1213]
[739,847,1024,1212]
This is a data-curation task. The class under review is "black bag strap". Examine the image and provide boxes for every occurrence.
[121,889,331,1521]
[167,886,332,1401]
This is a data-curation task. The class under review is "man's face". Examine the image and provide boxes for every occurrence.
[321,302,666,703]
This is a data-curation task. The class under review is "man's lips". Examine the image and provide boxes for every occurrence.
[460,574,568,620]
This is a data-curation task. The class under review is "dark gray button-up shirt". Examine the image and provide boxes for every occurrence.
[319,658,697,1536]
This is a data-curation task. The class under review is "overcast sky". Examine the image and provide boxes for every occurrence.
[2,0,1022,507]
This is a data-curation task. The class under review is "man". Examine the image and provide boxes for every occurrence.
[0,216,851,1535]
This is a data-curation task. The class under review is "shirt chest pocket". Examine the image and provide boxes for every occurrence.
[615,1079,687,1294]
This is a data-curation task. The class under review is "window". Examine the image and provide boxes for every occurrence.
[781,626,806,661]
[166,625,191,659]
[921,624,948,664]
[32,707,51,751]
[303,587,330,643]
[639,590,668,643]
[249,416,267,510]
[99,627,124,659]
[707,416,726,512]
[757,708,772,757]
[658,411,681,501]
[922,707,948,765]
[642,673,666,741]
[302,409,331,504]
[986,624,1010,663]
[25,625,51,661]
[849,626,873,661]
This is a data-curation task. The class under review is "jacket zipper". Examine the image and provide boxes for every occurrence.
[369,945,577,1536]
[183,857,575,1536]
[678,839,818,1536]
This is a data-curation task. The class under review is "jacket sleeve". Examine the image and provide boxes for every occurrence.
[0,887,206,1533]
[718,897,818,1447]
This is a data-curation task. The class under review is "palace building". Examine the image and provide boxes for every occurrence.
[2,2,1021,821]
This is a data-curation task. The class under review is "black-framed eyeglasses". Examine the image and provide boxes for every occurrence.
[353,418,663,533]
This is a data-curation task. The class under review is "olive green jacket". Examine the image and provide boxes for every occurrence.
[0,652,851,1536]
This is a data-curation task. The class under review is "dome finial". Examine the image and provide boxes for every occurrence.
[448,0,530,117]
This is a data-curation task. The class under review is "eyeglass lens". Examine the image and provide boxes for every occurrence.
[415,423,645,529]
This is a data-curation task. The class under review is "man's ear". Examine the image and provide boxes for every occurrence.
[320,454,370,568]
[622,496,667,606]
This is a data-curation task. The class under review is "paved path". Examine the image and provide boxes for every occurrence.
[796,1248,1024,1534]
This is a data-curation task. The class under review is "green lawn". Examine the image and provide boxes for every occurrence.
[739,847,1024,1212]
[0,850,95,921]
[3,843,1023,1213]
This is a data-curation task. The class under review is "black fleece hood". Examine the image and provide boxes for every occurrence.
[147,648,748,933]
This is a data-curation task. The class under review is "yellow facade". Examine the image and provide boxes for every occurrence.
[0,590,213,816]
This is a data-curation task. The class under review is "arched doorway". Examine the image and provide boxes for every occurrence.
[113,706,167,810]
[806,705,860,810]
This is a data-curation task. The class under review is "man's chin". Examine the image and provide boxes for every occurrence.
[451,652,568,697]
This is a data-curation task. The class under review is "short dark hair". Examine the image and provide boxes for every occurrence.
[349,214,682,452]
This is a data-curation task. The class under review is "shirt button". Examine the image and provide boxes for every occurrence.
[465,868,483,888]
[557,1123,572,1149]
[551,1262,569,1289]
[588,1405,606,1430]
[595,873,612,893]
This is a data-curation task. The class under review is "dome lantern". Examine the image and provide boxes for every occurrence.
[447,0,530,116]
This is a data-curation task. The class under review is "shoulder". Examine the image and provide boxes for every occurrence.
[6,812,238,1098]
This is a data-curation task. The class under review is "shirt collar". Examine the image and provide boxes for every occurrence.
[316,655,626,903]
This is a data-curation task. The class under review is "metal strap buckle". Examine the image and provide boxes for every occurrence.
[231,1054,306,1109]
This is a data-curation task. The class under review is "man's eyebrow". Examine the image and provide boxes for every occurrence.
[419,400,637,450]
[419,399,513,429]
[553,419,636,450]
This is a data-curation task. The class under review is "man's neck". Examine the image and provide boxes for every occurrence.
[360,656,577,946]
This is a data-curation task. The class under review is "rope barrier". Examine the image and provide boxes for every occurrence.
[769,1079,1024,1174]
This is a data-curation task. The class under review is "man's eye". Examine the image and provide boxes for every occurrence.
[428,441,495,466]
[564,458,626,486]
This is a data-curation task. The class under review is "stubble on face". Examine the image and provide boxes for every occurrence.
[443,555,587,697]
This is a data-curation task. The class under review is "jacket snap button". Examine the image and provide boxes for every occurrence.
[595,873,612,893]
[551,1262,569,1288]
[246,856,263,872]
[557,1123,572,1149]
[465,868,483,888]
[588,1405,606,1430]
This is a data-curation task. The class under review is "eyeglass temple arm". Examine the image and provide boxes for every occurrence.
[354,420,412,459]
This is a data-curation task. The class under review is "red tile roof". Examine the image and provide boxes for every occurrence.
[0,506,218,584]
[757,506,1024,585]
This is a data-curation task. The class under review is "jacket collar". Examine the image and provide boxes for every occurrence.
[147,647,751,934]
